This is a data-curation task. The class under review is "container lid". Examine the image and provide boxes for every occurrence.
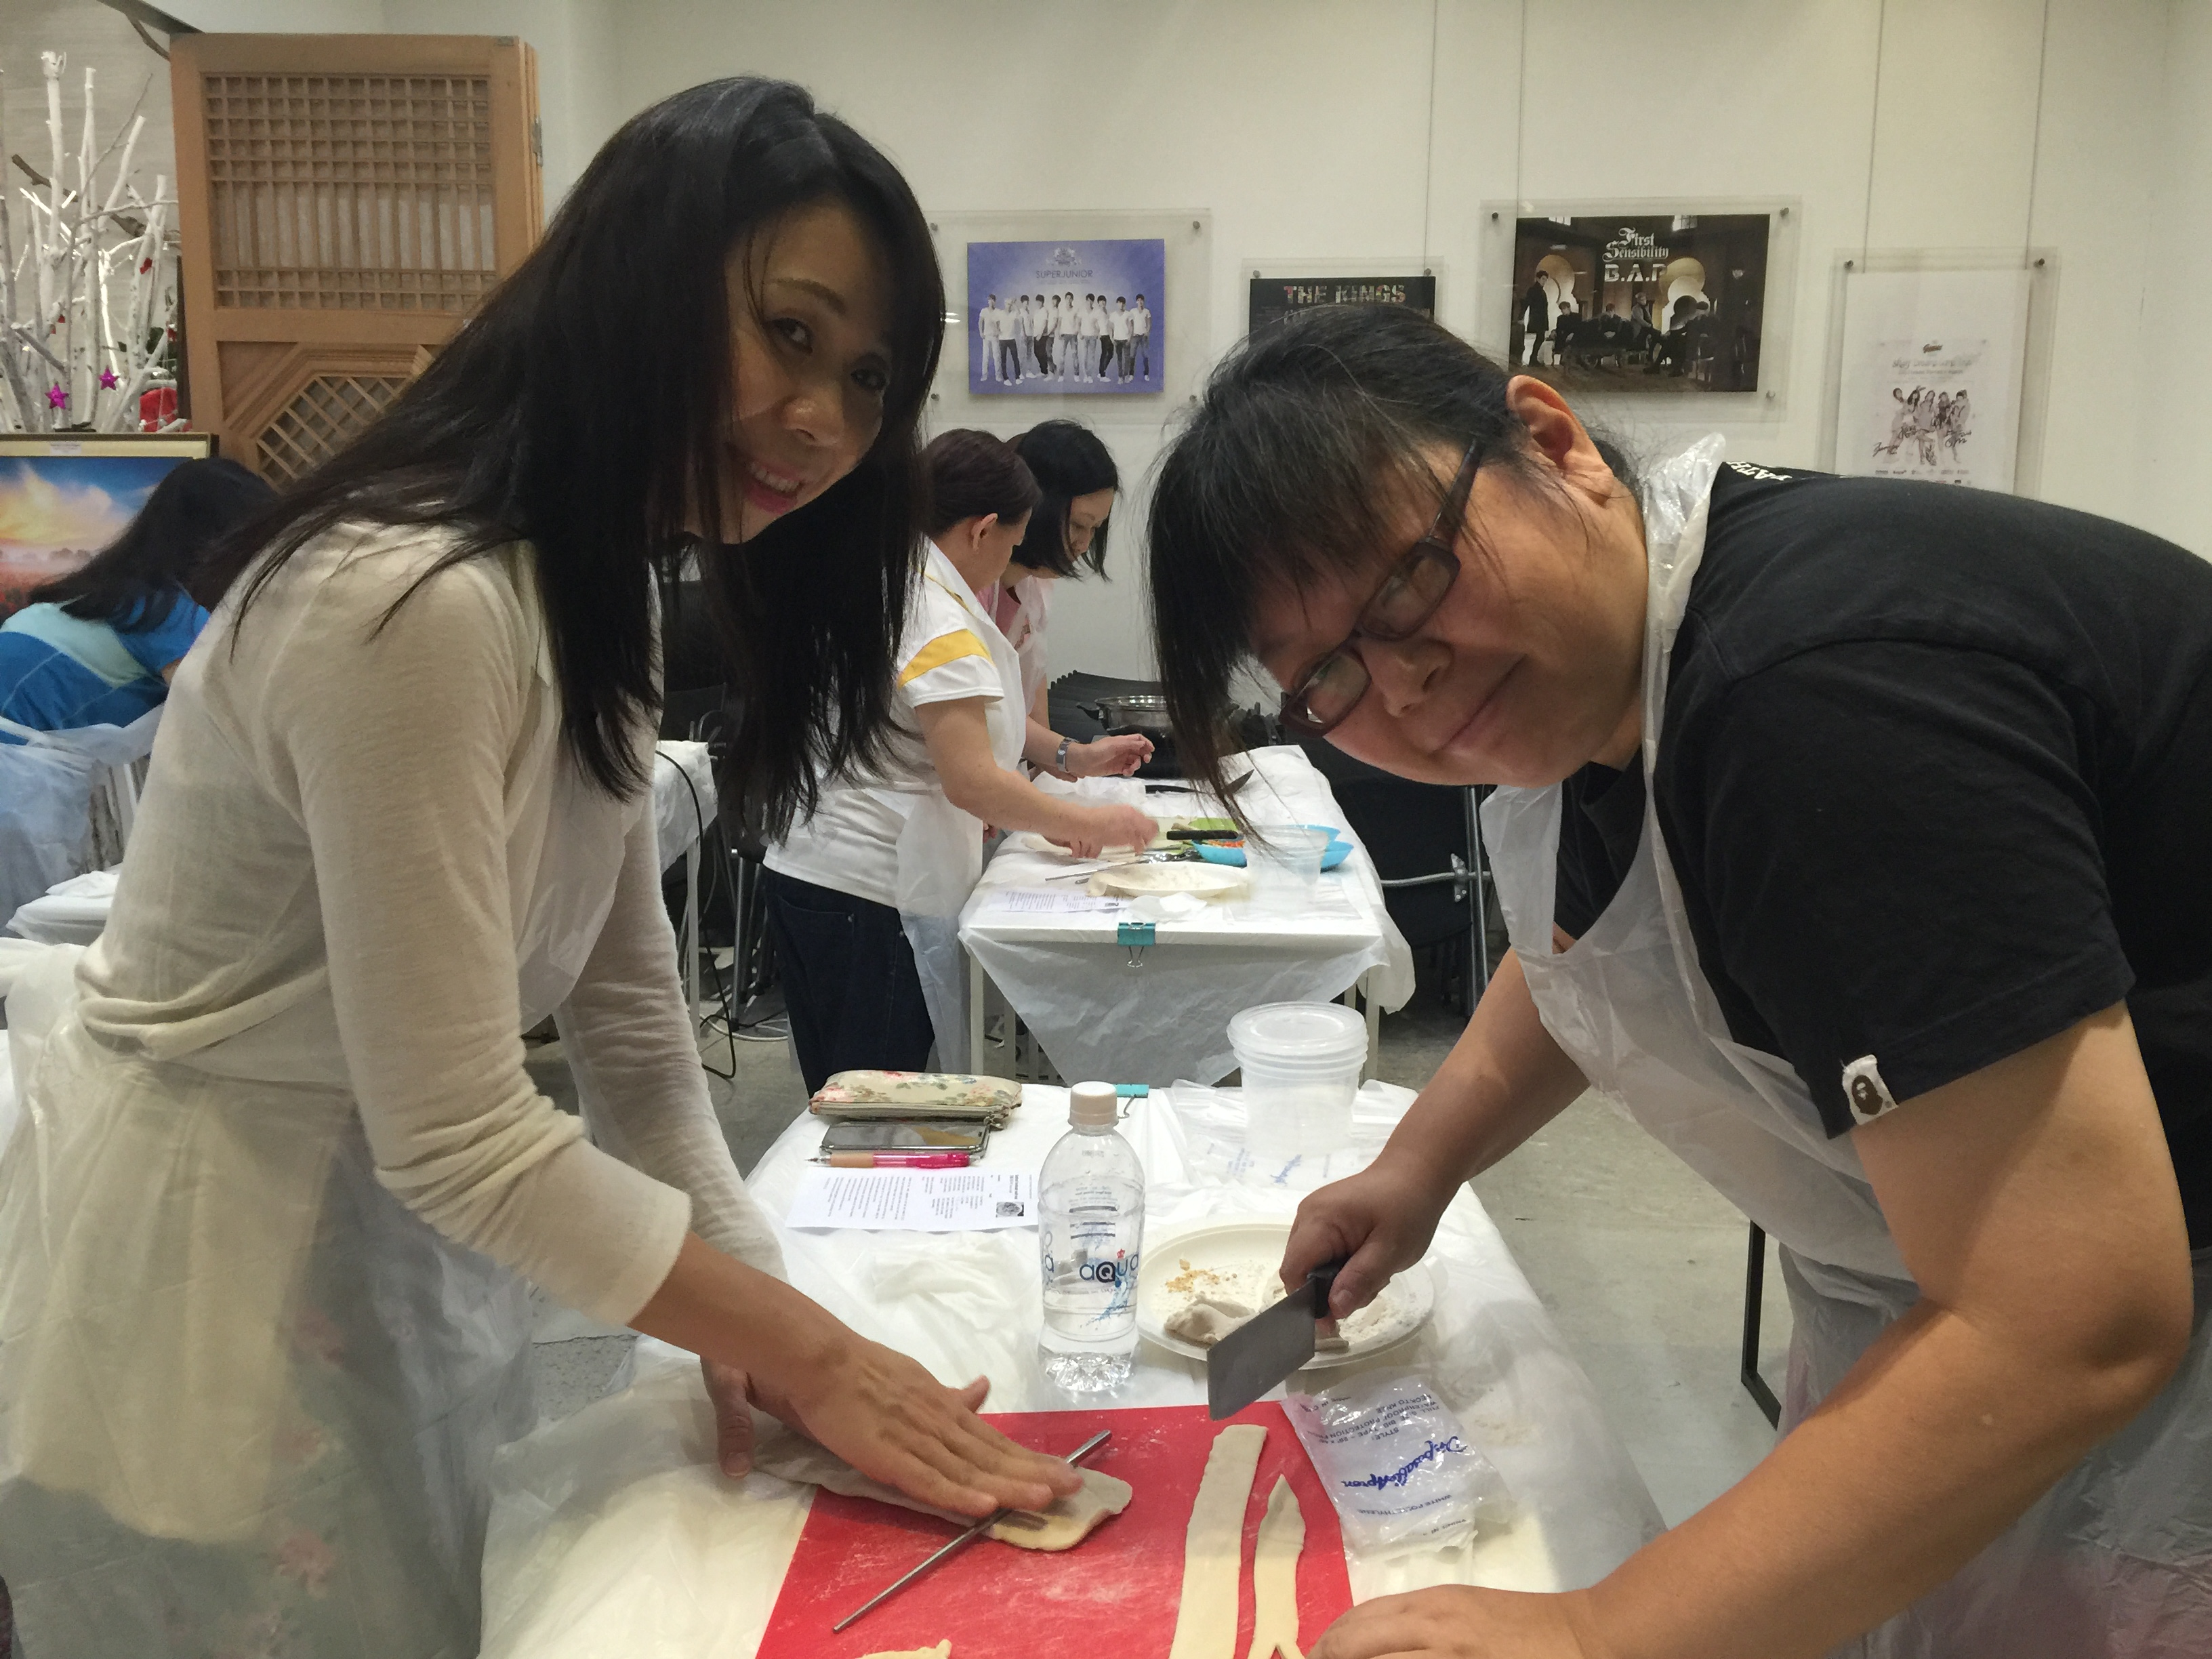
[1227,1002,1369,1067]
[1069,1080,1120,1127]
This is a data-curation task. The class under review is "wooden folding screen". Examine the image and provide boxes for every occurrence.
[170,34,541,480]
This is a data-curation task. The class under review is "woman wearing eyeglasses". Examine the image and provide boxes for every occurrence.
[1147,304,2212,1659]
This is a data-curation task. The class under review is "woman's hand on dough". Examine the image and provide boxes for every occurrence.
[702,1355,761,1477]
[1282,1151,1456,1319]
[1069,733,1153,777]
[1311,1585,1610,1659]
[750,1336,1080,1519]
[1048,803,1157,860]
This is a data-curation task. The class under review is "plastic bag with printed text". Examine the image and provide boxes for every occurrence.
[1285,1368,1515,1556]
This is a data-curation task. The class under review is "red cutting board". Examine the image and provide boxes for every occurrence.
[756,1401,1351,1658]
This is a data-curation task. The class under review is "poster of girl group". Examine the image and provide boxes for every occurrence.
[1834,266,2031,493]
[967,238,1165,395]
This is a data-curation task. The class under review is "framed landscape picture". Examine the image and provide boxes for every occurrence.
[0,432,216,619]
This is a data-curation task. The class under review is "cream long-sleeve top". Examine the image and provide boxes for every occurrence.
[73,521,781,1328]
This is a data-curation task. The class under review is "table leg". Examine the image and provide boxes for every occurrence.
[968,950,986,1075]
[684,838,701,1027]
[1361,971,1380,1079]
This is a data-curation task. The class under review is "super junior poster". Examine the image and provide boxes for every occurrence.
[968,239,1165,395]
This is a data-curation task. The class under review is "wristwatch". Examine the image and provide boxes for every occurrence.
[1054,736,1073,774]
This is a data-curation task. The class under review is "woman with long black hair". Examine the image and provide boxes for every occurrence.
[997,419,1150,779]
[0,79,1076,1658]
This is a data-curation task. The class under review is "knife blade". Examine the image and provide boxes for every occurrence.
[1206,1256,1347,1420]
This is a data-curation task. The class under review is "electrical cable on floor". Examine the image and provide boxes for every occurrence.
[666,755,743,1080]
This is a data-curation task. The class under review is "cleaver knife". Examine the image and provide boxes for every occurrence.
[1206,1256,1348,1420]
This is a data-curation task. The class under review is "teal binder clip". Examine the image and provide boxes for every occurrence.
[1116,919,1155,967]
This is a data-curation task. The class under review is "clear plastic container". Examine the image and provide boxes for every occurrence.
[1230,1001,1369,1161]
[1037,1081,1146,1393]
[1244,823,1331,915]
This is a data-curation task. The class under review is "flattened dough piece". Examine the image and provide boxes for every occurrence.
[858,1644,950,1658]
[1165,1298,1249,1348]
[1245,1477,1307,1659]
[1168,1423,1268,1659]
[987,1467,1133,1550]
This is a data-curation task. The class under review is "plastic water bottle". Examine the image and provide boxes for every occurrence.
[1037,1080,1145,1392]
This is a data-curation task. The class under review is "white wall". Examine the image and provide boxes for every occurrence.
[1,1,176,201]
[2140,1,2212,556]
[602,0,2204,675]
[103,0,2212,668]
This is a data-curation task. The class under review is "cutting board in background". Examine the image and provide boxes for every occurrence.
[756,1401,1351,1659]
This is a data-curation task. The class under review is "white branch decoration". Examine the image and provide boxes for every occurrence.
[0,50,182,434]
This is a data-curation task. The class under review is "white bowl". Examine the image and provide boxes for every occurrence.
[1136,1219,1435,1370]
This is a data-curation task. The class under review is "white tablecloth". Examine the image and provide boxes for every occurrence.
[478,1082,1663,1658]
[960,747,1417,1084]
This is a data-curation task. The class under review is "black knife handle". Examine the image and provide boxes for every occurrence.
[1309,1256,1349,1313]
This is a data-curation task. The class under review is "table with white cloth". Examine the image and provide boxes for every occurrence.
[960,746,1418,1085]
[476,1080,1664,1658]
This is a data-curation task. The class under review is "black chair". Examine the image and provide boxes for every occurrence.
[1298,741,1494,1012]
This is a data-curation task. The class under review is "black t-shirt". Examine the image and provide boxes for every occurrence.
[1553,461,2212,1247]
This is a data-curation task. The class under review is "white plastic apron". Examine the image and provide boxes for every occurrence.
[0,617,639,1659]
[1482,438,2212,1657]
[888,551,1026,1071]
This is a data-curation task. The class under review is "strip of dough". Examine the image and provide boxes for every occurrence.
[1244,1477,1306,1659]
[1168,1423,1267,1659]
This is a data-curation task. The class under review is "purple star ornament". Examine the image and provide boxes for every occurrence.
[100,369,119,388]
[45,384,66,409]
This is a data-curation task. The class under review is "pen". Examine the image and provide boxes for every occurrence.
[814,1151,972,1168]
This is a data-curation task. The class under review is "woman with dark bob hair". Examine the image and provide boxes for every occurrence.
[765,428,1154,1089]
[1149,303,2212,1659]
[0,80,1076,1657]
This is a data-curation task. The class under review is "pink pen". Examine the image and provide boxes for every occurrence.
[817,1151,972,1169]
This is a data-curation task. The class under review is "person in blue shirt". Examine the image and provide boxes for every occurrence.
[0,457,272,733]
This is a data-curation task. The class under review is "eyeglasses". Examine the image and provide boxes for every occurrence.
[1278,437,1481,737]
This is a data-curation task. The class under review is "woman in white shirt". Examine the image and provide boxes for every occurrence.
[764,431,1153,1090]
[996,420,1144,776]
[0,79,1078,1659]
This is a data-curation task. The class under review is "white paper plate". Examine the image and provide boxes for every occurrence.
[1136,1220,1434,1369]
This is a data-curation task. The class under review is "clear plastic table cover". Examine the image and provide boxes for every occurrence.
[958,747,1419,1086]
[7,867,119,945]
[478,1082,1662,1658]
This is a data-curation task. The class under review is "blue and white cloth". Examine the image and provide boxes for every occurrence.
[0,591,208,735]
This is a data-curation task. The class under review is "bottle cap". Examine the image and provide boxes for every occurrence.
[1069,1081,1118,1128]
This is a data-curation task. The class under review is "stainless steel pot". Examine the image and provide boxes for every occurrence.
[1081,693,1173,736]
